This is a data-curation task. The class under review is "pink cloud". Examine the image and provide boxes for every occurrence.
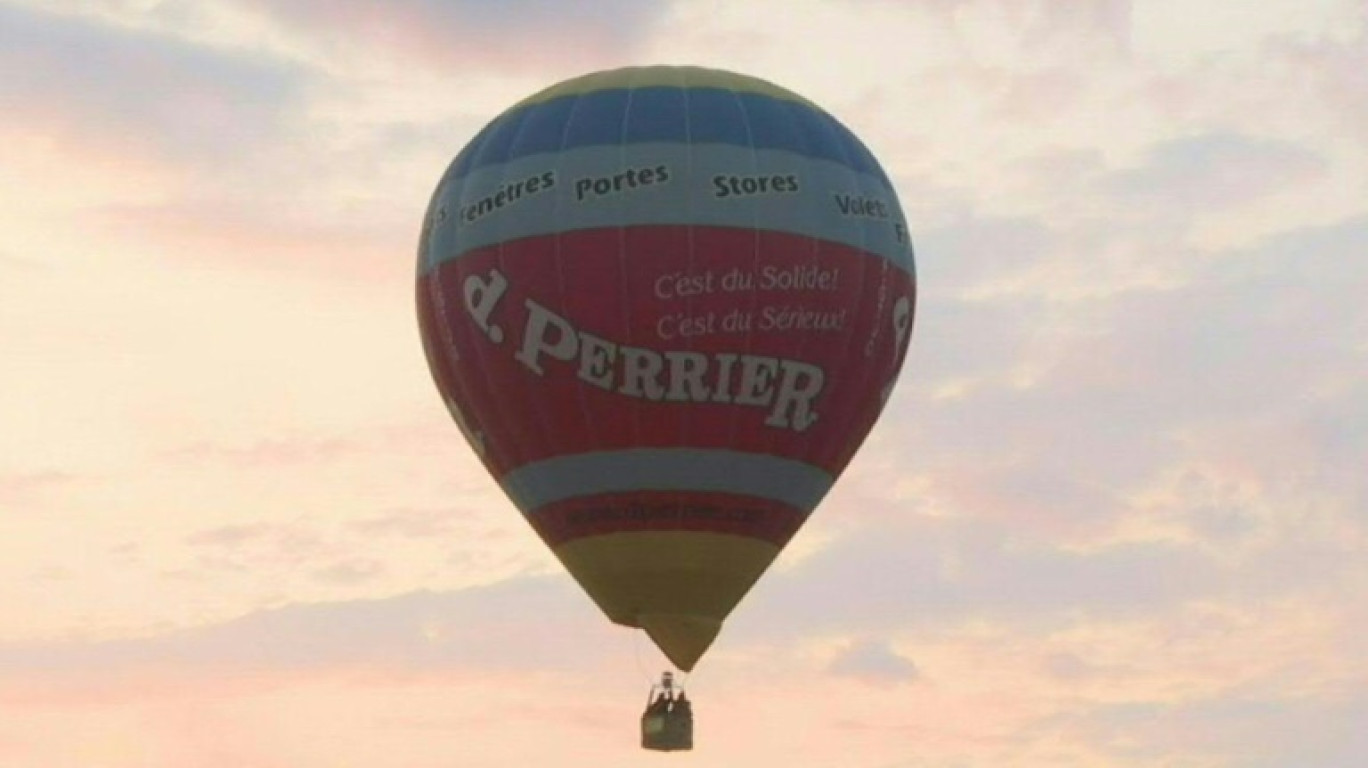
[185,524,276,548]
[348,507,463,539]
[310,558,387,586]
[0,4,306,164]
[0,577,606,701]
[826,637,920,686]
[91,199,411,286]
[0,469,79,507]
[163,419,475,473]
[238,0,673,73]
[167,435,364,469]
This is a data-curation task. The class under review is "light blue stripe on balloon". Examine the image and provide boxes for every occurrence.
[448,86,888,186]
[499,449,834,513]
[419,143,914,277]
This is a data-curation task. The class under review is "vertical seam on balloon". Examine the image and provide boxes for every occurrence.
[494,104,555,474]
[854,131,914,446]
[725,81,761,457]
[825,116,884,473]
[797,109,872,475]
[678,66,697,449]
[429,118,509,474]
[416,179,475,464]
[772,98,824,466]
[857,131,905,468]
[620,68,642,451]
[554,92,601,455]
[547,90,596,471]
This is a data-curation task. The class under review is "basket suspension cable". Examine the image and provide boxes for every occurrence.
[632,627,645,683]
[632,628,658,687]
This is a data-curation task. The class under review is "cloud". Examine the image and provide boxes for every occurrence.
[1131,0,1365,68]
[0,469,78,507]
[0,3,307,162]
[0,577,606,701]
[1299,33,1368,139]
[887,205,1368,493]
[1049,685,1368,767]
[348,507,463,539]
[721,205,1368,649]
[827,638,920,685]
[170,436,364,469]
[1083,215,1367,435]
[101,201,407,284]
[237,0,673,72]
[185,524,277,548]
[728,516,1223,646]
[311,558,386,586]
[1100,133,1329,220]
[181,522,330,576]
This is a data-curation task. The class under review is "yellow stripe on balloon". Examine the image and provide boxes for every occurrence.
[552,531,782,671]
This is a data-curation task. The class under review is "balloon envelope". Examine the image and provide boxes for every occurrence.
[417,66,915,671]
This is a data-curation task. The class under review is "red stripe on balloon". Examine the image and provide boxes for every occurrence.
[529,490,808,548]
[419,225,915,482]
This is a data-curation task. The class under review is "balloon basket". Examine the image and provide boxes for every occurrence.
[640,671,693,752]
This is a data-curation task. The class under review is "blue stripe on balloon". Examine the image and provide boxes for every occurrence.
[500,449,834,513]
[419,143,914,277]
[447,87,889,187]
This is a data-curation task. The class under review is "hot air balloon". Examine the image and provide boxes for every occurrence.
[415,65,915,747]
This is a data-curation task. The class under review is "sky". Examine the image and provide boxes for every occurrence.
[1,0,1366,766]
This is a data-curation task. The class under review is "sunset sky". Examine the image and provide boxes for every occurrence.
[2,1,1366,766]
